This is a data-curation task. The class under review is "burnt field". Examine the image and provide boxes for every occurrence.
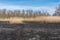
[0,21,60,40]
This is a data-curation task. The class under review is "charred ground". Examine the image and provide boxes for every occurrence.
[0,21,60,40]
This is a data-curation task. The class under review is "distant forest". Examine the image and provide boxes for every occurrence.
[0,4,60,18]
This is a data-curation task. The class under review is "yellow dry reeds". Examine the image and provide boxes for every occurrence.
[0,16,60,24]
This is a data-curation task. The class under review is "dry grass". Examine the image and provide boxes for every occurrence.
[0,16,60,24]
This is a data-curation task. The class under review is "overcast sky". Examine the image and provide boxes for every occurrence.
[0,0,60,14]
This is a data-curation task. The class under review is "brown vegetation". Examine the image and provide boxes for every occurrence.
[0,16,60,24]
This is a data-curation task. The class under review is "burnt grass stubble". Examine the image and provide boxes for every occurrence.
[0,21,60,40]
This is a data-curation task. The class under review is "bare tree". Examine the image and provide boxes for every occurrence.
[28,10,33,17]
[42,11,50,16]
[53,4,60,16]
[26,10,29,17]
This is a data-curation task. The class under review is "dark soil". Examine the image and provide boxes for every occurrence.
[0,21,60,40]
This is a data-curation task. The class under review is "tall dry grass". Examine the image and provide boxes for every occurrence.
[0,16,60,24]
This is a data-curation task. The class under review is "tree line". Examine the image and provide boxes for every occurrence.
[0,9,50,18]
[0,4,60,18]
